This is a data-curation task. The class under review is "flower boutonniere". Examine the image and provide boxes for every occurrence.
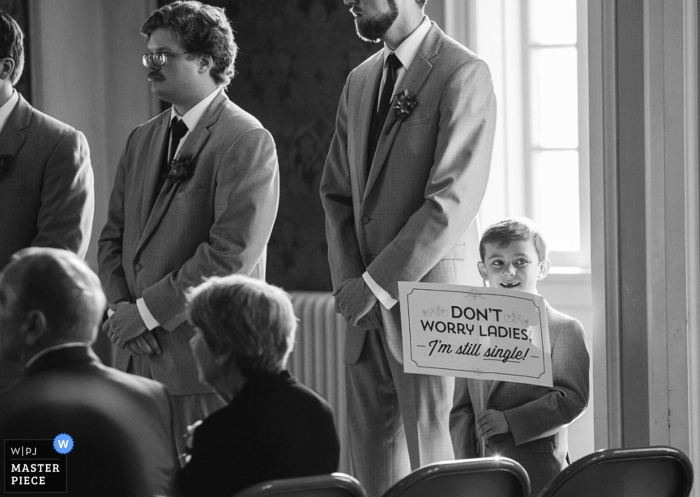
[392,89,418,121]
[163,154,196,184]
[0,154,14,181]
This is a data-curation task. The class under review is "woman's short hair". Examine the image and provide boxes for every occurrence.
[187,275,297,378]
[141,0,237,87]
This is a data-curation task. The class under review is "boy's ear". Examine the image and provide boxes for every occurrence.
[537,258,551,280]
[477,261,488,282]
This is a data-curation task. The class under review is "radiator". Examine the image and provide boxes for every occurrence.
[288,291,351,474]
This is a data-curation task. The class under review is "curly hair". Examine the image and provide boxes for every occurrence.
[0,10,25,85]
[141,1,237,87]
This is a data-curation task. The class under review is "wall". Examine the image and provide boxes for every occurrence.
[28,0,156,270]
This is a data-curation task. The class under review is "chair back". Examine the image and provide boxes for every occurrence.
[381,457,530,497]
[233,473,367,497]
[538,446,694,497]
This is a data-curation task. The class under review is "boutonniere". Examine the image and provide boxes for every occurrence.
[392,89,418,121]
[163,154,196,184]
[0,154,13,181]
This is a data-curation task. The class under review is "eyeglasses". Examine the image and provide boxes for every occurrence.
[142,51,191,67]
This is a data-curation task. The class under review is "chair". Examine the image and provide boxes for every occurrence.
[381,457,530,497]
[233,473,367,497]
[538,446,694,497]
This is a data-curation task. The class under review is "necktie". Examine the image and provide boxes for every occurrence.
[168,117,189,164]
[367,53,402,165]
[156,117,189,196]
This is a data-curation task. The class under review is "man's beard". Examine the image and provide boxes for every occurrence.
[355,0,399,43]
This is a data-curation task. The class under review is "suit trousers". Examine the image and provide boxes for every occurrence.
[345,326,455,497]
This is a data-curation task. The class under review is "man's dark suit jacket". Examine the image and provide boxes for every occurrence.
[0,346,177,497]
[174,371,340,497]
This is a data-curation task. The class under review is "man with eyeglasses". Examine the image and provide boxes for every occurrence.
[98,0,279,463]
[0,10,94,390]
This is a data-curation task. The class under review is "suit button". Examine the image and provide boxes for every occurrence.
[134,263,142,272]
[361,215,371,225]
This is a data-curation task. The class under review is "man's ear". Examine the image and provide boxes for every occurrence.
[477,261,488,282]
[198,54,213,74]
[23,310,48,348]
[538,258,551,280]
[0,57,15,81]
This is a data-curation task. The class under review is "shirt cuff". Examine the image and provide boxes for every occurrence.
[362,272,397,310]
[136,298,160,330]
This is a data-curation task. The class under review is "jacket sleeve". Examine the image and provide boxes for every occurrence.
[320,73,367,289]
[34,129,94,259]
[503,317,591,446]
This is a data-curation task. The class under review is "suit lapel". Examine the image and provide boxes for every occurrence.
[136,93,224,256]
[363,24,441,200]
[140,113,170,234]
[0,94,32,178]
[355,54,384,195]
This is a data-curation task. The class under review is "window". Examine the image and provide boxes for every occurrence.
[456,0,590,269]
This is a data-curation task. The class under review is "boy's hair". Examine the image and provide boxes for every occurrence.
[0,10,25,85]
[479,217,548,262]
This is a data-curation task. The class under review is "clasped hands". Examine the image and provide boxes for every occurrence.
[103,302,162,356]
[333,277,383,330]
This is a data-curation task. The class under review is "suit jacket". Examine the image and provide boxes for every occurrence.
[0,346,177,497]
[450,303,590,495]
[98,91,279,394]
[320,23,497,365]
[174,371,340,497]
[0,93,94,387]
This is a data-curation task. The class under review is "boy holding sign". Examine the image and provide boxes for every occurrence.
[449,218,590,496]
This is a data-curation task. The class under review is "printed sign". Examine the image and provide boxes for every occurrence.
[399,282,553,387]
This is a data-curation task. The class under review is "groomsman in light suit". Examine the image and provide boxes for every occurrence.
[320,0,497,495]
[98,0,279,462]
[0,10,94,389]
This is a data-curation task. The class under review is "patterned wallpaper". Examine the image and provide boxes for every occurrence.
[158,0,377,290]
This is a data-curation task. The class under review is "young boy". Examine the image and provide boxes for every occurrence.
[450,218,590,496]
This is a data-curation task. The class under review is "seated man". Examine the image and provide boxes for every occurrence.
[174,275,340,497]
[0,247,177,497]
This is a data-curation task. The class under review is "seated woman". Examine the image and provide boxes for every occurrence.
[174,275,340,497]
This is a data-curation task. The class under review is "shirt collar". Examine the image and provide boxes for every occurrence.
[0,89,19,134]
[383,16,432,71]
[170,86,223,130]
[24,343,88,370]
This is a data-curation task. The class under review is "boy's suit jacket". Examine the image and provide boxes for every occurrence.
[0,93,94,387]
[0,346,177,497]
[98,91,279,395]
[450,303,590,495]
